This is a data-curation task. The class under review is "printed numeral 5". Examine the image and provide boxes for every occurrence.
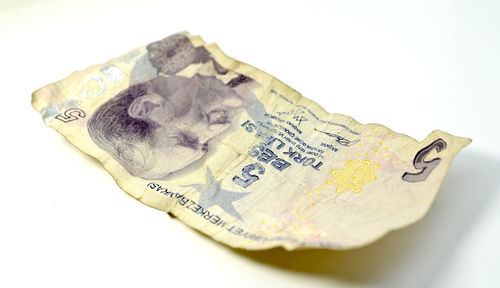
[55,108,86,123]
[402,138,447,182]
[232,163,265,188]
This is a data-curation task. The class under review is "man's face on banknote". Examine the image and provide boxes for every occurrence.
[88,74,244,179]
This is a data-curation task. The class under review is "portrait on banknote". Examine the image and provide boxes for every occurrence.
[88,34,263,180]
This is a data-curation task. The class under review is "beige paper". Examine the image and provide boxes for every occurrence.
[32,32,470,250]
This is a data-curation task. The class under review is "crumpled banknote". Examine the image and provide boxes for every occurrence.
[32,32,471,250]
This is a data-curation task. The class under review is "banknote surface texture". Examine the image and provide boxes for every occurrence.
[32,32,471,250]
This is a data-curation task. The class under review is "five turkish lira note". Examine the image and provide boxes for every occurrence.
[32,32,470,250]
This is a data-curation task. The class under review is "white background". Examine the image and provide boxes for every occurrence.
[1,1,499,287]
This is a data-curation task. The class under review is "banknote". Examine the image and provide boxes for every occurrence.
[32,32,471,250]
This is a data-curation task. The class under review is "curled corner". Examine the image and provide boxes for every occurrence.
[424,129,472,156]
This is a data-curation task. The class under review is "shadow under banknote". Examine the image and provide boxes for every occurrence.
[230,150,500,287]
